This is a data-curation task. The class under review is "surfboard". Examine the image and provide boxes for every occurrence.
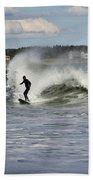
[18,98,30,104]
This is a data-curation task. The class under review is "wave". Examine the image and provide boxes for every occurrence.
[40,79,88,104]
[6,48,88,105]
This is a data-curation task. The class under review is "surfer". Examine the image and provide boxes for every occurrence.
[20,76,31,101]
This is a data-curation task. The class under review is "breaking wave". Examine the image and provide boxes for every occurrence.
[6,48,88,105]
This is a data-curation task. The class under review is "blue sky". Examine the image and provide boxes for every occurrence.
[5,6,88,48]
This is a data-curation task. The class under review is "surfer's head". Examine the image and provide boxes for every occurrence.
[23,76,26,80]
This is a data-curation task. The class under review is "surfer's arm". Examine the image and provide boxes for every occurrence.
[20,81,24,85]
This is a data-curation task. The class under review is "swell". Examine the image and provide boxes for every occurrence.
[6,48,88,105]
[40,78,88,104]
[7,78,88,105]
[41,79,88,97]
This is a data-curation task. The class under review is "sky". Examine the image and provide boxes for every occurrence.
[5,6,88,49]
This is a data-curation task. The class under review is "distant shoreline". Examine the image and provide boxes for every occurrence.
[6,45,88,61]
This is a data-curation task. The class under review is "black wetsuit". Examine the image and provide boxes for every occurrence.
[20,79,31,101]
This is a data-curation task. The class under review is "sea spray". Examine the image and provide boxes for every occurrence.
[7,48,88,104]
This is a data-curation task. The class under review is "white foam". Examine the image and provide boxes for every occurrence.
[7,49,88,104]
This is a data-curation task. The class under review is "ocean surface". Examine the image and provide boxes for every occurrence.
[5,48,88,174]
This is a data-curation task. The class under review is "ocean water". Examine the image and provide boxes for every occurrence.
[5,48,88,174]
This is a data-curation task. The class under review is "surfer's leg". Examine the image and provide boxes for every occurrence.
[24,89,29,101]
[24,89,27,101]
[26,89,30,101]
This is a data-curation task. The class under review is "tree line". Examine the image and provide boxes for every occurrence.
[6,45,88,60]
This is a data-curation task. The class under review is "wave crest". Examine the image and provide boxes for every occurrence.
[6,48,88,105]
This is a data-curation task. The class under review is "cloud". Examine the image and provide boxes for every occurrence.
[6,21,22,34]
[5,18,59,34]
[68,6,88,16]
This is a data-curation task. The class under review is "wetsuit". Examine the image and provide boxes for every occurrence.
[20,79,31,101]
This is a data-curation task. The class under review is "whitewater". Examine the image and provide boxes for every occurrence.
[5,48,88,174]
[6,49,88,104]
